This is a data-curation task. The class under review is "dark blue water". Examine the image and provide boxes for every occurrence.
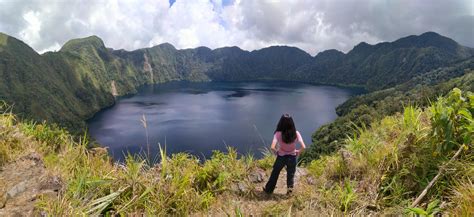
[87,82,360,161]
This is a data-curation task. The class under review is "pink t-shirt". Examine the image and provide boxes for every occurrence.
[273,131,304,156]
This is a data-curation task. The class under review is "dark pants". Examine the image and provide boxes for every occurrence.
[264,154,297,193]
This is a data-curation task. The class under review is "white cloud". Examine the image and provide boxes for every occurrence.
[19,10,41,46]
[0,0,472,55]
[39,42,60,53]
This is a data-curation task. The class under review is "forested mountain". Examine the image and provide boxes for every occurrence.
[0,31,473,134]
[0,33,316,130]
[293,32,474,90]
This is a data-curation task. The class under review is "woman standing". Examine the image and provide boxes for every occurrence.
[264,114,306,195]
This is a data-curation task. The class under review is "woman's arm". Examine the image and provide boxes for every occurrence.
[296,131,306,154]
[271,134,278,154]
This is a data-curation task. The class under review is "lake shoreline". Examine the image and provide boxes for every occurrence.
[87,81,361,162]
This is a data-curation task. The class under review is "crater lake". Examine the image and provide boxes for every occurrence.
[87,81,361,161]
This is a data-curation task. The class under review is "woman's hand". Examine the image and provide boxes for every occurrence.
[270,137,278,155]
[271,147,278,155]
[295,149,303,156]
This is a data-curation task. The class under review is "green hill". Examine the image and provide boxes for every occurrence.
[0,33,316,131]
[0,33,111,130]
[60,35,107,53]
[293,32,474,90]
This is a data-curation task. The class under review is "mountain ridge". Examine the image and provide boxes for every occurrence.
[60,35,106,52]
[293,32,474,90]
[52,31,474,57]
[0,31,473,131]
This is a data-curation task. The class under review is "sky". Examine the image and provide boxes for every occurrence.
[0,0,473,55]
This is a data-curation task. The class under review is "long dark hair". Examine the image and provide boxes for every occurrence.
[275,114,297,144]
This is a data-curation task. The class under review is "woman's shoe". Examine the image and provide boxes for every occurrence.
[287,188,293,195]
[263,187,271,194]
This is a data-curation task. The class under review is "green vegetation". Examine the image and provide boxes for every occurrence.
[0,32,314,132]
[2,100,274,215]
[1,88,473,215]
[293,32,474,91]
[1,31,474,214]
[305,88,473,215]
[301,59,474,162]
[1,31,472,134]
[0,33,7,47]
[0,33,119,131]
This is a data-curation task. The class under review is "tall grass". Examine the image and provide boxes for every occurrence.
[140,114,151,164]
[0,101,18,166]
[0,106,263,213]
[0,112,259,215]
[305,88,474,215]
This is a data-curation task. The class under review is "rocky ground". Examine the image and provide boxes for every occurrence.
[0,153,62,216]
[1,153,311,216]
[193,167,313,216]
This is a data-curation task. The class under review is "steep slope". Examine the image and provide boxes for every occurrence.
[206,46,313,81]
[0,33,110,130]
[141,43,213,82]
[293,32,474,90]
[0,33,313,131]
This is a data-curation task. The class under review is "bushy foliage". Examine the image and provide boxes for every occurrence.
[306,88,474,215]
[301,62,473,163]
